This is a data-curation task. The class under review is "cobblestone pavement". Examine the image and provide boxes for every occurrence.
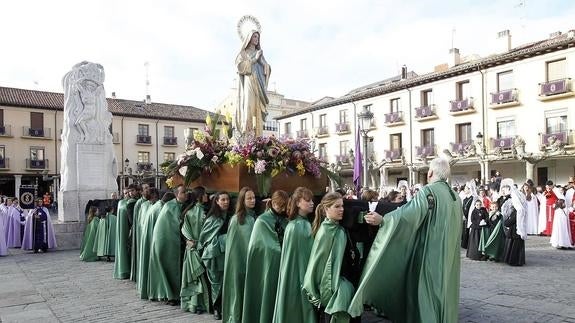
[0,236,574,322]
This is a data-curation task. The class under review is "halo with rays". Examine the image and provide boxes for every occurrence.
[237,15,261,42]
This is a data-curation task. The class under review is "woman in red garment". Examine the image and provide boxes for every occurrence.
[543,181,558,236]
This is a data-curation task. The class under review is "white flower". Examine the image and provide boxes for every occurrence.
[211,155,219,163]
[195,147,204,160]
[178,166,188,176]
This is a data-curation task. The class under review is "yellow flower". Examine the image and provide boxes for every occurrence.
[296,160,305,176]
[245,159,255,170]
[225,110,232,123]
[166,177,175,189]
[206,114,212,126]
[271,168,280,177]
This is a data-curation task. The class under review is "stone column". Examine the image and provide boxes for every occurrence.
[525,161,536,182]
[484,161,491,185]
[14,174,22,197]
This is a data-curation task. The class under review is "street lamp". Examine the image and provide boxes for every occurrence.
[358,105,374,188]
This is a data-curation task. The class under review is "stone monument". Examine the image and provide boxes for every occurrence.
[58,61,118,223]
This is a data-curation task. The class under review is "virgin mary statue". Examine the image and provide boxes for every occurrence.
[235,30,271,137]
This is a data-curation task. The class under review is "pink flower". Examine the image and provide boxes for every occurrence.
[254,159,267,174]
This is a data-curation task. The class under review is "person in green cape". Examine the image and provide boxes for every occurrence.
[130,183,149,282]
[348,157,462,323]
[222,186,256,323]
[303,192,361,323]
[242,190,289,323]
[136,187,160,299]
[483,202,504,261]
[148,185,189,304]
[273,186,316,323]
[93,207,116,261]
[199,191,232,320]
[113,188,131,276]
[115,185,137,279]
[180,186,210,314]
[80,206,100,262]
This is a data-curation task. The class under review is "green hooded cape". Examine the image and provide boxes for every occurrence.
[198,213,227,306]
[114,198,135,279]
[80,217,100,262]
[242,209,287,323]
[222,210,255,323]
[273,215,316,323]
[303,218,354,323]
[483,212,505,261]
[137,200,163,299]
[130,196,148,282]
[180,203,210,312]
[147,199,183,301]
[94,213,116,257]
[347,181,462,323]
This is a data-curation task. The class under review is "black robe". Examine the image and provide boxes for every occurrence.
[502,200,525,266]
[461,195,473,248]
[466,207,487,260]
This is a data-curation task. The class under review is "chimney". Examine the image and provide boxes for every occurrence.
[549,31,562,38]
[401,65,407,79]
[447,48,461,68]
[111,92,116,99]
[145,95,151,104]
[496,30,512,53]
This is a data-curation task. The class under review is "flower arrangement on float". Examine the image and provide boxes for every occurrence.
[161,113,338,196]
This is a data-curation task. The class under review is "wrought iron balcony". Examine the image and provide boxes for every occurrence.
[335,123,350,134]
[316,126,329,137]
[163,136,178,146]
[22,127,51,138]
[264,121,279,131]
[490,89,518,105]
[384,149,402,160]
[26,158,48,169]
[136,135,152,144]
[449,98,474,112]
[136,162,154,172]
[336,155,350,164]
[416,145,435,158]
[541,131,569,146]
[491,137,513,149]
[0,124,11,136]
[539,78,572,96]
[296,130,309,139]
[384,111,403,124]
[0,158,8,169]
[415,105,437,119]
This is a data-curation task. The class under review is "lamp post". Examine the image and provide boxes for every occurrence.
[358,105,374,189]
[475,132,485,184]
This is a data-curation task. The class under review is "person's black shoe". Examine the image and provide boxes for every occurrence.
[195,308,205,315]
[33,249,39,254]
[213,309,222,320]
[167,299,180,306]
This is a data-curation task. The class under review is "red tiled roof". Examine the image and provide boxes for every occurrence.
[0,86,214,122]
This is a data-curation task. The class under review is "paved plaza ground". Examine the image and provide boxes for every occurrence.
[0,236,574,322]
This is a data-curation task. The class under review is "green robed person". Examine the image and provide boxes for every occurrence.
[348,157,462,323]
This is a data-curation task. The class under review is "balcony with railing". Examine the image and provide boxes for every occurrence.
[264,121,279,132]
[136,135,152,145]
[163,136,178,146]
[0,158,9,170]
[450,141,473,155]
[336,155,351,165]
[415,105,438,121]
[112,132,120,144]
[541,131,571,147]
[449,98,475,115]
[538,78,573,101]
[490,89,520,109]
[22,127,51,139]
[136,162,154,172]
[335,122,351,134]
[384,111,404,126]
[296,130,309,139]
[316,126,329,138]
[384,149,402,160]
[415,145,435,158]
[0,124,12,137]
[491,137,514,150]
[26,158,48,170]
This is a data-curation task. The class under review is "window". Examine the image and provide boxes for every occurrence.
[456,81,470,100]
[546,115,567,134]
[339,140,349,156]
[138,152,150,163]
[496,120,516,138]
[390,98,400,113]
[456,123,472,143]
[138,124,149,136]
[421,128,435,147]
[164,126,174,138]
[546,58,566,81]
[300,118,307,131]
[339,110,348,124]
[497,70,513,91]
[421,90,433,107]
[30,147,45,160]
[30,112,43,130]
[285,122,292,135]
[390,133,402,150]
[318,143,327,160]
[0,146,4,160]
[164,152,175,161]
[319,114,327,127]
[0,109,4,125]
